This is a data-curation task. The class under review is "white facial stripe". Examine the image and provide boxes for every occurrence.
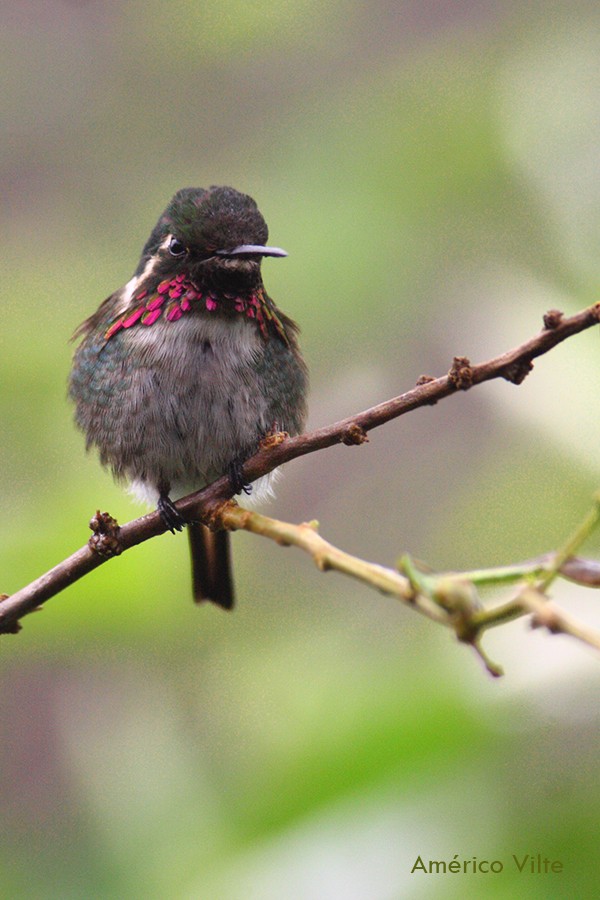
[121,274,138,305]
[138,252,161,284]
[113,253,162,317]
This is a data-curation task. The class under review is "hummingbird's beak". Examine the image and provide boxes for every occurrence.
[215,244,288,258]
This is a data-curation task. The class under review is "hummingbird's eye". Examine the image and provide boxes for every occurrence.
[168,236,187,257]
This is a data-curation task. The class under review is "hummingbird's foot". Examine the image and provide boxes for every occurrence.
[157,494,186,533]
[228,458,253,496]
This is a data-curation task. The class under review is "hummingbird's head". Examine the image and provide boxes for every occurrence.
[137,186,287,290]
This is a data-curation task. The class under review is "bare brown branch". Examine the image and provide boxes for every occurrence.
[1,301,600,638]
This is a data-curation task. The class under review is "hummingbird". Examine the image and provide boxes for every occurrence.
[69,186,308,609]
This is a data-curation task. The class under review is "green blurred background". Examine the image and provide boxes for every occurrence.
[2,1,600,897]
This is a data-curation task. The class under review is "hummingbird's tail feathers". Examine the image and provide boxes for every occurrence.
[188,523,234,609]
